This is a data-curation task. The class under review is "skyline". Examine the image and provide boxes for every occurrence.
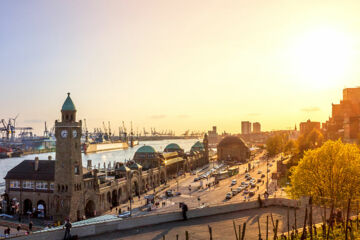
[2,1,360,134]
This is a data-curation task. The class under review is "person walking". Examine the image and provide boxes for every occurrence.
[28,221,33,232]
[63,218,72,240]
[180,203,188,220]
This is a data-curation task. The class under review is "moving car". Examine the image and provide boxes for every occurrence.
[226,192,232,199]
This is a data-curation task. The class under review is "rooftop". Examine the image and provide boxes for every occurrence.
[4,160,55,181]
[61,92,76,111]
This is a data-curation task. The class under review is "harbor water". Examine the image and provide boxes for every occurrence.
[0,139,199,193]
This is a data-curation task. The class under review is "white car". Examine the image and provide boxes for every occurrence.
[226,192,232,199]
[231,179,237,185]
[257,170,262,174]
[236,187,243,193]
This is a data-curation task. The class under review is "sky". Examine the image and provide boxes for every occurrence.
[1,1,360,135]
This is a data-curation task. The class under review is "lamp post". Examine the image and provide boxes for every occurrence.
[266,154,269,193]
[128,172,132,216]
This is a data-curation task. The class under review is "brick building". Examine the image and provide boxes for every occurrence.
[323,88,360,142]
[217,136,250,164]
[3,93,208,222]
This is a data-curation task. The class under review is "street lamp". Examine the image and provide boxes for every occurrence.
[266,154,269,193]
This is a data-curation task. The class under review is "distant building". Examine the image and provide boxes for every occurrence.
[252,122,261,133]
[323,88,360,142]
[299,119,320,136]
[241,121,251,134]
[217,136,250,164]
[207,126,221,146]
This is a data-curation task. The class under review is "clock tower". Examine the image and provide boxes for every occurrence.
[54,93,83,221]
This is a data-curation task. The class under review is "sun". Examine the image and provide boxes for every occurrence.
[290,27,353,88]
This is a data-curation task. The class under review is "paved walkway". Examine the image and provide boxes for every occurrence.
[82,206,326,240]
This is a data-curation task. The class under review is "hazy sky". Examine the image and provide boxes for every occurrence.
[1,1,360,135]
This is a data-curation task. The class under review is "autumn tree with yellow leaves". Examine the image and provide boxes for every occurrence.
[288,140,360,207]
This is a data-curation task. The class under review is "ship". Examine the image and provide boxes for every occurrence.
[82,131,129,154]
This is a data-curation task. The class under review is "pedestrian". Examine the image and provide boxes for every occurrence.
[63,218,72,240]
[118,208,121,215]
[6,226,10,236]
[17,225,21,232]
[258,194,263,208]
[29,221,33,232]
[181,203,188,220]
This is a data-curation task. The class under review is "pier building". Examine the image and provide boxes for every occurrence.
[217,136,250,164]
[3,94,208,222]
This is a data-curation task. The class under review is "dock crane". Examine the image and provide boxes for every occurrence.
[122,121,127,141]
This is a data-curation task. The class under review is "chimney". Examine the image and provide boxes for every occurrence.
[87,160,92,170]
[34,157,39,171]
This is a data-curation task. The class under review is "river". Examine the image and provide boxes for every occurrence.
[0,138,199,193]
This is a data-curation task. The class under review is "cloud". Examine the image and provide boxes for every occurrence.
[247,113,260,116]
[177,114,189,118]
[301,107,320,112]
[150,115,166,119]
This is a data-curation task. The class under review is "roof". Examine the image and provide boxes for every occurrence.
[217,136,248,148]
[191,141,204,151]
[115,164,130,172]
[165,157,184,166]
[4,160,55,181]
[61,93,76,111]
[128,162,142,170]
[164,143,181,151]
[136,145,156,153]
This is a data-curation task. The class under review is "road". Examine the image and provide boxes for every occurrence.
[107,150,282,217]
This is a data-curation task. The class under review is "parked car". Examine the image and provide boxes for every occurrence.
[248,191,255,197]
[231,179,237,185]
[237,187,243,193]
[166,190,173,197]
[250,183,256,188]
[261,174,265,178]
[194,177,199,182]
[257,178,262,183]
[257,170,262,174]
[232,189,238,195]
[226,192,232,199]
[243,190,249,194]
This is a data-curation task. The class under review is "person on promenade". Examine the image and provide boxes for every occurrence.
[258,194,263,208]
[180,203,188,220]
[28,221,33,232]
[63,218,72,240]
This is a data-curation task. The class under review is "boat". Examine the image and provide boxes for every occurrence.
[82,133,129,154]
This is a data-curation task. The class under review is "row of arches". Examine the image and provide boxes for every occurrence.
[23,199,46,217]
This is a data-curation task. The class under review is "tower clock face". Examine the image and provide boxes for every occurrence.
[61,130,68,138]
[72,130,77,138]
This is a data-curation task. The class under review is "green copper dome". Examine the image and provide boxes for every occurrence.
[164,143,181,151]
[136,145,156,153]
[61,93,76,111]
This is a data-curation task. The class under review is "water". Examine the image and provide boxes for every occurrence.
[0,139,199,192]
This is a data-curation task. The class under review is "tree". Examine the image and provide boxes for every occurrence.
[288,140,360,207]
[297,128,324,157]
[266,132,289,157]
